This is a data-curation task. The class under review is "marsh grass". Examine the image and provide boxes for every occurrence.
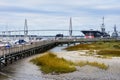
[65,42,120,51]
[30,52,76,74]
[86,50,95,55]
[96,55,112,59]
[65,42,120,57]
[97,49,120,57]
[87,61,108,70]
[31,52,108,74]
[75,61,108,70]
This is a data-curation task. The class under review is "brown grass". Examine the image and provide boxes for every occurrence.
[30,52,76,74]
[75,61,108,70]
[65,42,120,51]
[97,49,120,57]
[31,52,108,74]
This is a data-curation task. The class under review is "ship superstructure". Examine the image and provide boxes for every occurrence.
[81,17,110,38]
[112,25,119,38]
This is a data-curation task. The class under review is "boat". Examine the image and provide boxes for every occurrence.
[81,17,110,38]
[81,30,110,38]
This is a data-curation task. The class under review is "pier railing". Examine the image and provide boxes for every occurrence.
[0,40,56,57]
[0,38,120,57]
[0,38,120,68]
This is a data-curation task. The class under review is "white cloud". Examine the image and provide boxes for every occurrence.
[0,0,120,35]
[94,4,120,10]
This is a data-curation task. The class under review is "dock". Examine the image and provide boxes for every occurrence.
[0,38,120,69]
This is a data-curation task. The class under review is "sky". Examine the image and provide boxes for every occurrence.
[0,0,120,35]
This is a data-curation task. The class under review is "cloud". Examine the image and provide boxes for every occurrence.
[0,0,120,35]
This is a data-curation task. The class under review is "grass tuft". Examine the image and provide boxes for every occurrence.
[30,52,76,74]
[87,61,108,70]
[96,55,112,59]
[97,49,120,57]
[30,52,108,74]
[75,61,108,70]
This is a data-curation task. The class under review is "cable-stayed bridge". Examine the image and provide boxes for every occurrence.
[0,29,81,33]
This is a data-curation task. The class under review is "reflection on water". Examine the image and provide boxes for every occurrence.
[0,46,64,80]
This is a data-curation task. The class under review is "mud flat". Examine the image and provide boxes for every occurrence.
[42,51,120,80]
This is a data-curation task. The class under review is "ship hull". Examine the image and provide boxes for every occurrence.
[81,30,110,38]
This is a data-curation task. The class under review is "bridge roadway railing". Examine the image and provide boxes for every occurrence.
[0,40,56,58]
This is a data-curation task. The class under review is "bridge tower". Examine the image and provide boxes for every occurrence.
[69,17,72,38]
[101,17,105,33]
[24,19,28,39]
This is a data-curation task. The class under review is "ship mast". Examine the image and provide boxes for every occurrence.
[114,24,117,32]
[101,17,105,33]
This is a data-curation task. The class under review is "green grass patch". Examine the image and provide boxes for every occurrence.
[30,52,76,74]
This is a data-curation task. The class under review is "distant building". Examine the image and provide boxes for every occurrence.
[112,25,118,38]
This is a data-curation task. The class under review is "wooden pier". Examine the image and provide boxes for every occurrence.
[0,40,58,69]
[0,38,120,69]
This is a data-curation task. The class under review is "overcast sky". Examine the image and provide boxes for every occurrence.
[0,0,120,35]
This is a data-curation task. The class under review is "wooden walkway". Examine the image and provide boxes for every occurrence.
[0,40,58,69]
[0,38,120,69]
